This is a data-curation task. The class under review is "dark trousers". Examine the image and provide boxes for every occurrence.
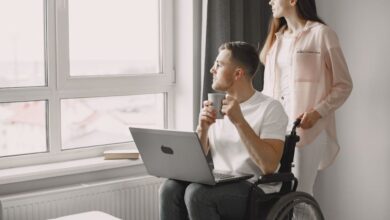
[159,179,264,220]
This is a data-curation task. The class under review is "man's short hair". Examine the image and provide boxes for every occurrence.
[218,41,259,78]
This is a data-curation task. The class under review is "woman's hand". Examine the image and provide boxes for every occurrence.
[297,110,322,129]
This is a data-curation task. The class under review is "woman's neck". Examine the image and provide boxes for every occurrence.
[284,15,307,36]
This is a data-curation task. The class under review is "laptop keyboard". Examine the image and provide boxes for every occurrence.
[213,172,235,180]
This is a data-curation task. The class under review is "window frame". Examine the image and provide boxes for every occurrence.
[0,0,175,169]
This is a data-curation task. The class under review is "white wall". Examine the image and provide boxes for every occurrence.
[315,1,390,219]
[173,0,201,131]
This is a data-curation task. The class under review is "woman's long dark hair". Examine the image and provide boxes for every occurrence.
[296,0,325,24]
[260,0,325,63]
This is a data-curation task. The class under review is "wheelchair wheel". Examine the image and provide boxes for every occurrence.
[266,192,324,220]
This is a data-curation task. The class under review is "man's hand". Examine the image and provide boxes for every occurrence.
[198,100,217,131]
[197,100,218,154]
[297,110,322,129]
[221,95,245,125]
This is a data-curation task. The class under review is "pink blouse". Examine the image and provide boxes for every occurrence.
[262,21,353,169]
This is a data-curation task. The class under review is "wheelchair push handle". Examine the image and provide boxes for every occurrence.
[293,118,301,129]
[291,119,301,134]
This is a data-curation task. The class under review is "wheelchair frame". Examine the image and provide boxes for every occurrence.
[246,119,325,220]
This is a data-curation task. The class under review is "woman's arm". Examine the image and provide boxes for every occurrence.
[314,28,353,117]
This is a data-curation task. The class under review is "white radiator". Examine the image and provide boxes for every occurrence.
[0,176,164,220]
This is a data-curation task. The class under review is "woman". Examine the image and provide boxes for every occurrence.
[260,0,353,195]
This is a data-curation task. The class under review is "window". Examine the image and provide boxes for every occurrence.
[0,0,173,167]
[0,0,45,88]
[0,101,47,156]
[61,94,165,149]
[68,0,161,76]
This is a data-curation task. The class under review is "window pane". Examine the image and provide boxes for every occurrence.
[68,0,160,76]
[0,0,45,88]
[0,101,47,157]
[61,94,164,149]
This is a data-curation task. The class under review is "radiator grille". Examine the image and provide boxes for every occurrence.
[0,176,164,220]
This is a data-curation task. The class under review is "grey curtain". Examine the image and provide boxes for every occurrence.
[201,0,272,102]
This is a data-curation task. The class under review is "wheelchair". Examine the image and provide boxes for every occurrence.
[246,119,325,220]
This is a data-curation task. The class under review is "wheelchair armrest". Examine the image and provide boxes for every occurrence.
[254,172,297,186]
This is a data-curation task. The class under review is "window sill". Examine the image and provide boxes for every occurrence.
[0,157,144,185]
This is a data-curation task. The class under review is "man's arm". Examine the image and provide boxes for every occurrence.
[196,125,210,154]
[222,95,288,174]
[234,120,284,174]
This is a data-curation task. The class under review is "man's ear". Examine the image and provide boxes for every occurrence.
[234,68,245,80]
[290,0,298,6]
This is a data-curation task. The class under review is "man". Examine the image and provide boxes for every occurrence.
[159,41,288,220]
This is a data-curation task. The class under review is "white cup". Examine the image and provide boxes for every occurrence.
[208,93,225,119]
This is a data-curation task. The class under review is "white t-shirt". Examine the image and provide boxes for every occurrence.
[208,91,288,193]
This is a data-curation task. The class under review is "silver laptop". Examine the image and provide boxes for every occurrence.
[129,127,253,185]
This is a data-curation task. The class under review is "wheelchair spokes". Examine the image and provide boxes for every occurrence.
[267,192,324,220]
